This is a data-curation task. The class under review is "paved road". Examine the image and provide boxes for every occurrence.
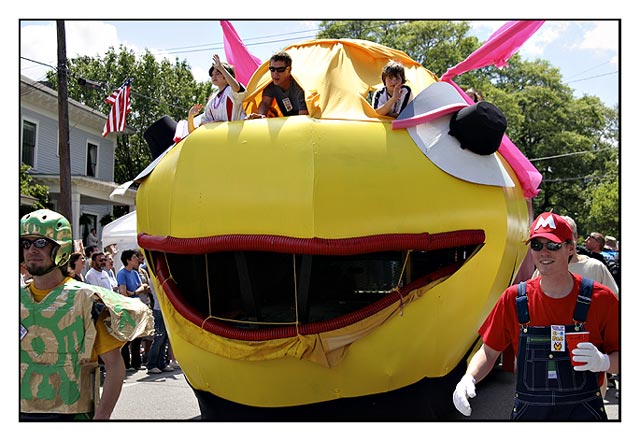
[110,366,200,420]
[109,366,619,421]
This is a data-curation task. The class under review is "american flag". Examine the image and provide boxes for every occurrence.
[102,78,132,137]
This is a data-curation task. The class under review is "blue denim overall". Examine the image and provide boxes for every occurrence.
[511,278,607,420]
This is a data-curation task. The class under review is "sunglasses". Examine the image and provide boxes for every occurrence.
[21,238,50,249]
[268,66,288,73]
[530,240,565,251]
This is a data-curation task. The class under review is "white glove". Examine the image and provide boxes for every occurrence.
[452,373,476,416]
[572,342,610,372]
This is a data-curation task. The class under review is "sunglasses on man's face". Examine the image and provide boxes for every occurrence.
[530,240,565,252]
[268,66,288,73]
[21,238,50,249]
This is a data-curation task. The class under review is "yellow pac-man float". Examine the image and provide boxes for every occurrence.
[136,39,532,420]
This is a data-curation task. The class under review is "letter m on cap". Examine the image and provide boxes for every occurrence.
[534,214,556,231]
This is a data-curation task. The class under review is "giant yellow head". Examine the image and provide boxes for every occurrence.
[136,39,531,417]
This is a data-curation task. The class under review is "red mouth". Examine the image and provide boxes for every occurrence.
[139,230,484,341]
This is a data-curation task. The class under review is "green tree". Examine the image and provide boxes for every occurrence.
[20,164,50,217]
[47,46,211,184]
[583,177,619,238]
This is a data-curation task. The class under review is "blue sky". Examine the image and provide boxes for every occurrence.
[20,19,619,108]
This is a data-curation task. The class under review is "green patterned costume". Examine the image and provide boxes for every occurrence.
[20,280,154,414]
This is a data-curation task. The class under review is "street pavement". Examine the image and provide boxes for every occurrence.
[109,365,200,420]
[108,365,619,421]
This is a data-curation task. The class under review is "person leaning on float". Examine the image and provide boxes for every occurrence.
[19,209,154,421]
[452,212,619,420]
[371,61,414,118]
[246,51,309,119]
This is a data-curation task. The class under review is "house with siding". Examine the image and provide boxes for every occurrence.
[20,75,137,248]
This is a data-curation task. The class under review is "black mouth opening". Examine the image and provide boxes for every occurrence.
[140,231,484,340]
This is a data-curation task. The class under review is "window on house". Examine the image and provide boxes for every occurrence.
[87,142,98,177]
[22,120,37,166]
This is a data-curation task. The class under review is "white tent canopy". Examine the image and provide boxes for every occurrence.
[101,210,139,272]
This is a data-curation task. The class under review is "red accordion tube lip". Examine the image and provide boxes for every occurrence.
[140,230,484,341]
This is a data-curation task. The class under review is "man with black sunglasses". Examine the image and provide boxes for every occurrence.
[246,51,308,119]
[452,212,619,420]
[20,209,153,420]
[532,216,618,296]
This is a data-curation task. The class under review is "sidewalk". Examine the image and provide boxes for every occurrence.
[108,365,201,420]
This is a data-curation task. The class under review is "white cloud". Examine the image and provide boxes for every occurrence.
[193,66,211,84]
[468,20,505,38]
[20,22,58,79]
[21,21,124,80]
[610,54,619,68]
[520,22,569,58]
[579,21,619,52]
[468,20,559,60]
[65,21,121,57]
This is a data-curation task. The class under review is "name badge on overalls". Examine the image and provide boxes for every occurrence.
[548,325,565,380]
[551,325,565,352]
[282,97,293,112]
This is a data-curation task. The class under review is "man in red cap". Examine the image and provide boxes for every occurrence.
[452,212,619,420]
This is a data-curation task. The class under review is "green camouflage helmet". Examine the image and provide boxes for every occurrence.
[20,209,73,266]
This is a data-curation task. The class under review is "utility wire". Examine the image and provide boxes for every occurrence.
[157,27,322,53]
[564,61,611,80]
[163,33,318,56]
[21,56,56,70]
[544,174,617,183]
[529,147,618,162]
[565,71,618,84]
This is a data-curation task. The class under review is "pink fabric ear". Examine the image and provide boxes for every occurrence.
[440,21,545,82]
[221,20,262,86]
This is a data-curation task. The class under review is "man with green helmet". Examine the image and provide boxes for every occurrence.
[20,209,154,420]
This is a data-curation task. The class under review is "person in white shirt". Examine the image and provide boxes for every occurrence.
[188,54,246,132]
[85,252,113,291]
[104,252,119,292]
[86,228,99,248]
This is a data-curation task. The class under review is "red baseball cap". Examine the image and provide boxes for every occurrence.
[528,212,573,244]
